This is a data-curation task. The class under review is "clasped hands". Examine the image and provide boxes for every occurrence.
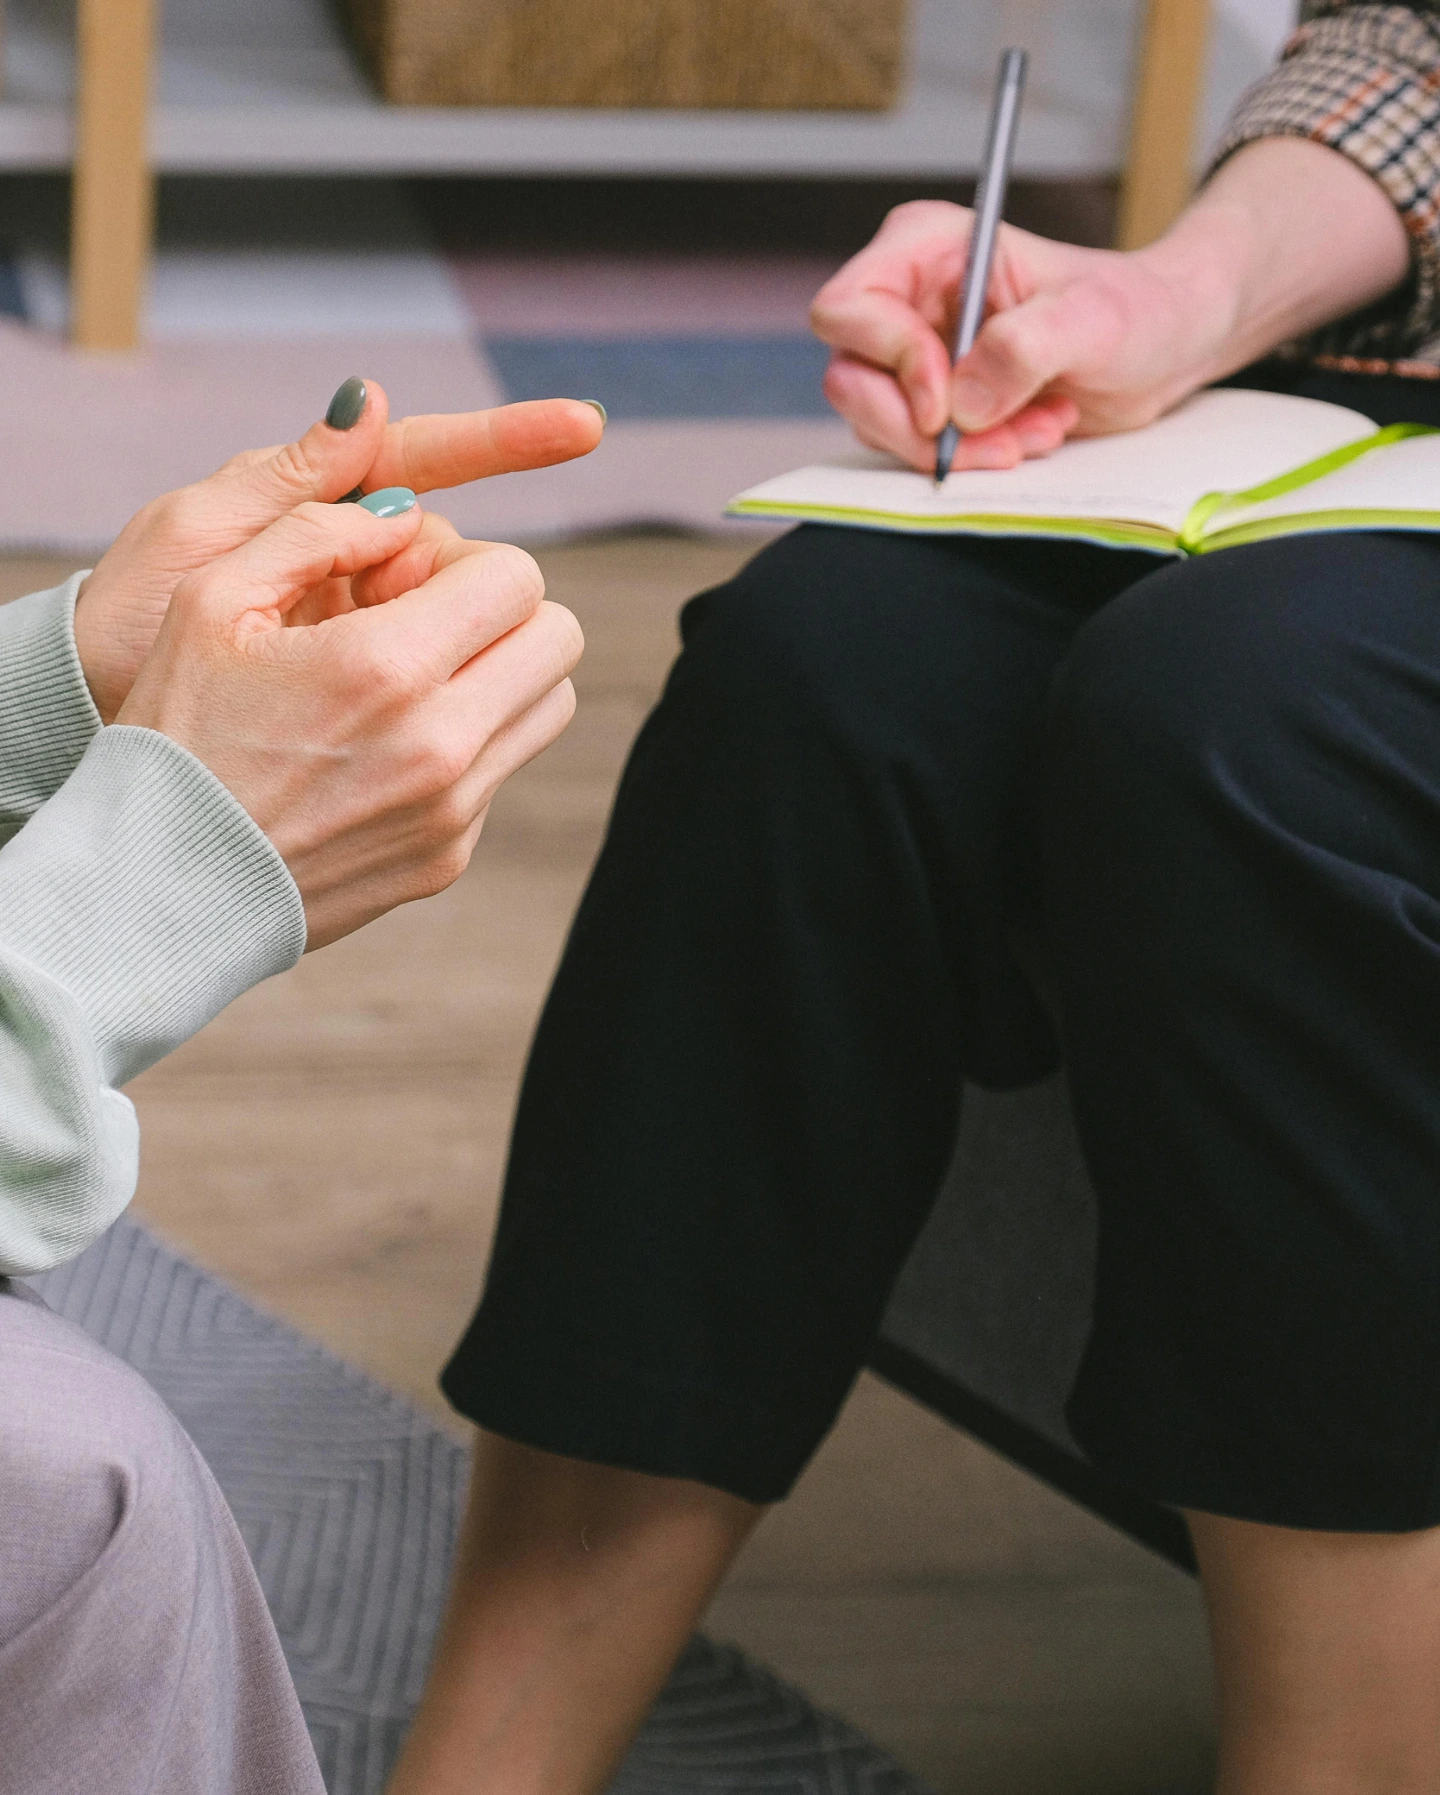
[76,384,601,949]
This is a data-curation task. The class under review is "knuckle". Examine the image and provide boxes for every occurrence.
[264,504,325,560]
[275,502,349,564]
[440,835,475,882]
[979,313,1040,380]
[408,859,451,903]
[139,488,194,536]
[885,198,964,239]
[265,439,324,493]
[402,720,472,799]
[289,498,341,535]
[168,567,207,611]
[213,445,273,481]
[884,197,944,229]
[417,838,473,898]
[169,560,230,615]
[432,780,477,836]
[419,736,474,799]
[809,283,847,332]
[356,642,423,704]
[549,676,578,733]
[821,354,862,405]
[540,601,584,674]
[391,415,422,477]
[486,542,546,614]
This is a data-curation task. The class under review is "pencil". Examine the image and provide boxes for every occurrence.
[934,47,1028,485]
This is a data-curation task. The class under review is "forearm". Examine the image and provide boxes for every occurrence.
[1196,1,1440,366]
[1136,137,1411,391]
[0,577,101,846]
[0,728,305,1274]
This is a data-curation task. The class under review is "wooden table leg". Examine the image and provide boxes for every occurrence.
[1116,0,1212,250]
[71,0,156,351]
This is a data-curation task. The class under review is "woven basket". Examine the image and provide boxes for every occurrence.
[343,0,906,110]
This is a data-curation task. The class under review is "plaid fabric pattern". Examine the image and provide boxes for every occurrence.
[1212,3,1440,367]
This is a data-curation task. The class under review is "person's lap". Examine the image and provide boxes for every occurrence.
[445,519,1440,1532]
[445,524,1121,1498]
[1050,531,1440,1526]
[0,1279,325,1795]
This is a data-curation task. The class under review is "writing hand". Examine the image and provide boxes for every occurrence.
[810,139,1413,477]
[809,199,1223,474]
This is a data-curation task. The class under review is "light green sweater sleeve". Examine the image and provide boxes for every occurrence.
[0,726,308,1275]
[0,574,102,846]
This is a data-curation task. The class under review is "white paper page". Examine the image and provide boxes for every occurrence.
[1211,428,1440,529]
[731,389,1375,533]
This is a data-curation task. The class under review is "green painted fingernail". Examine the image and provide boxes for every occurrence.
[325,376,367,431]
[357,486,416,517]
[582,399,607,425]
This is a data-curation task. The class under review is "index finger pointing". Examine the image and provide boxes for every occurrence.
[362,398,605,497]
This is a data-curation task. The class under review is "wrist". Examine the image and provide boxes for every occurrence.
[1133,138,1411,390]
[70,576,126,726]
[1130,200,1253,394]
[0,575,101,841]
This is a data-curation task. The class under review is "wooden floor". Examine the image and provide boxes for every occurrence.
[3,540,1215,1795]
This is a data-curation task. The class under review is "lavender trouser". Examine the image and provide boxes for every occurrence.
[0,1278,325,1795]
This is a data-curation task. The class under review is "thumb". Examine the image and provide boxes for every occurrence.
[948,290,1085,434]
[207,375,394,524]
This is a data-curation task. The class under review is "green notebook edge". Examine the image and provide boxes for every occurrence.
[725,499,1181,554]
[728,421,1440,557]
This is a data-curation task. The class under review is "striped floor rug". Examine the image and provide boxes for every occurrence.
[29,1215,930,1795]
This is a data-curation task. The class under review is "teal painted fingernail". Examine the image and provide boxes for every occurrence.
[325,376,367,430]
[582,399,607,425]
[357,486,416,518]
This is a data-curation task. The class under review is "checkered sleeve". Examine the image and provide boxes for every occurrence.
[1210,3,1440,364]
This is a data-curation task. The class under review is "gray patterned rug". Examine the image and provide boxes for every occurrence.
[30,1215,931,1795]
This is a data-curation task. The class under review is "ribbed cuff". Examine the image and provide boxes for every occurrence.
[0,575,101,843]
[0,726,307,1087]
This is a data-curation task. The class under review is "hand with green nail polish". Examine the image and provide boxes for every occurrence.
[73,380,604,724]
[118,498,584,951]
[356,487,418,519]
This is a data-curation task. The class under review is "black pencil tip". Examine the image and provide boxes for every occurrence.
[934,423,959,486]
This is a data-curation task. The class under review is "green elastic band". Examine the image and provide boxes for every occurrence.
[1178,421,1438,554]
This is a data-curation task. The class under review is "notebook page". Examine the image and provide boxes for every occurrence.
[731,389,1374,533]
[1208,428,1440,530]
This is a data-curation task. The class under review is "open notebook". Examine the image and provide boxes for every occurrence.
[727,387,1440,555]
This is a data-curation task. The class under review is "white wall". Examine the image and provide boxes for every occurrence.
[1199,0,1302,162]
[929,0,1303,177]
